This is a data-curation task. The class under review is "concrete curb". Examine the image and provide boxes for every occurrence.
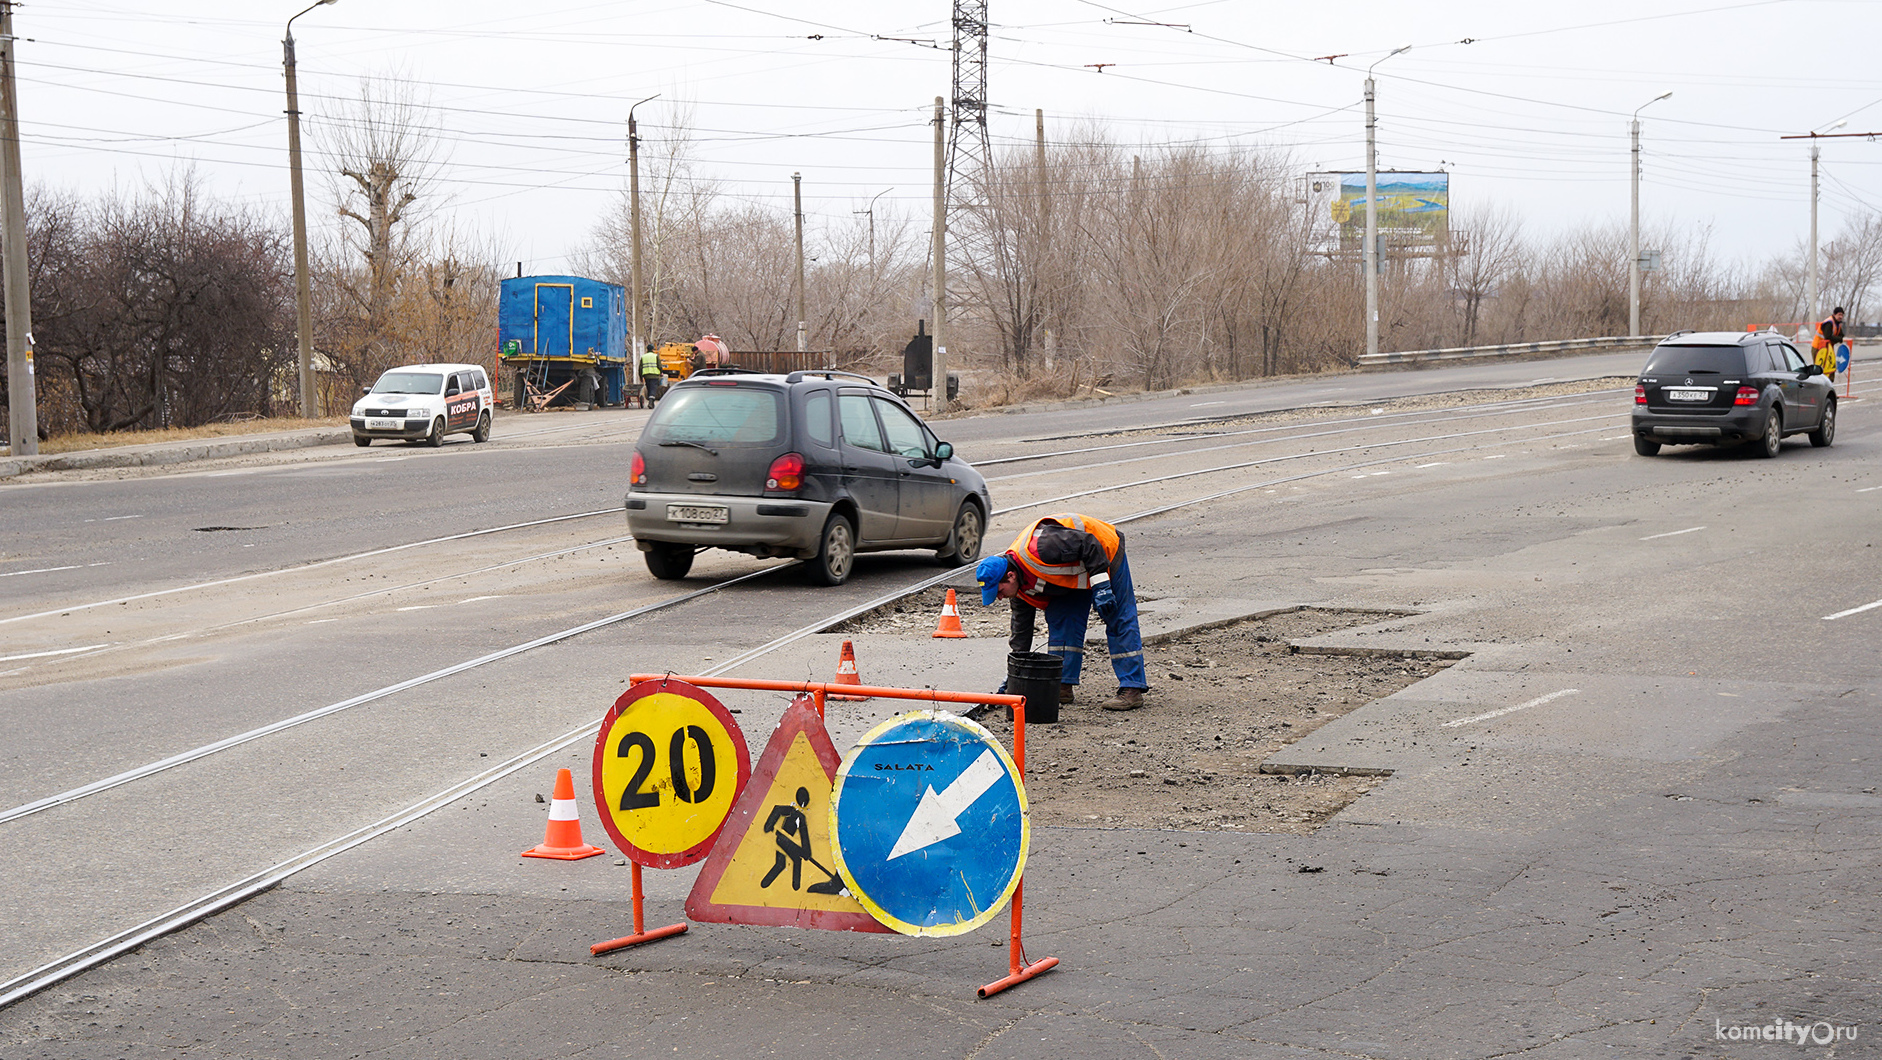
[0,428,352,480]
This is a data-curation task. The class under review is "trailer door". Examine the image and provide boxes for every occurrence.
[534,283,575,357]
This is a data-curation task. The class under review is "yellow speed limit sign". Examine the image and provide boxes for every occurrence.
[591,679,751,868]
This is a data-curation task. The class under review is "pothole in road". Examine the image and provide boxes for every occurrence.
[835,597,1458,834]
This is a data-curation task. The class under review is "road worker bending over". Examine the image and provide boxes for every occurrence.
[977,512,1149,712]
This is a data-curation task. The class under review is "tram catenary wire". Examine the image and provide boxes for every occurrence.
[1,381,1872,1010]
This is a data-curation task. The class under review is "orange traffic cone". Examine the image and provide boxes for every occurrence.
[830,639,870,701]
[932,588,968,639]
[522,768,606,860]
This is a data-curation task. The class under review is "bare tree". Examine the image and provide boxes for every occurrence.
[312,73,444,387]
[23,174,291,433]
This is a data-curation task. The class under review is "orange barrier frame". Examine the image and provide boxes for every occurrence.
[624,673,1060,998]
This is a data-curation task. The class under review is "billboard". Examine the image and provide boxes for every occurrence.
[1305,171,1449,254]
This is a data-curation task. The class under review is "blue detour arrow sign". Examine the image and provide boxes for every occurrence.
[828,711,1028,937]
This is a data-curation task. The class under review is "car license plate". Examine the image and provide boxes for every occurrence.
[366,418,401,430]
[667,504,729,524]
[1664,389,1710,402]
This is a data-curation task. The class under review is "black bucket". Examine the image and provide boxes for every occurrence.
[1006,651,1064,724]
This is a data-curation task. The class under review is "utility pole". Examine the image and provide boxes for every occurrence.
[1364,45,1409,363]
[1629,92,1671,338]
[1036,108,1051,371]
[793,172,806,354]
[0,0,33,453]
[628,94,657,364]
[1780,123,1863,326]
[931,97,947,405]
[1809,143,1820,323]
[284,0,336,420]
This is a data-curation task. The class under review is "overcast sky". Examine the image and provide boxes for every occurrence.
[16,0,1881,275]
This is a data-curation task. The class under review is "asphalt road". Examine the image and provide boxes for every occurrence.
[2,350,1878,1058]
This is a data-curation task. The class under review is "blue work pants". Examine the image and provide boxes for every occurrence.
[1012,547,1147,692]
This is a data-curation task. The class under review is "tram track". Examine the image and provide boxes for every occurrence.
[2,376,1874,1010]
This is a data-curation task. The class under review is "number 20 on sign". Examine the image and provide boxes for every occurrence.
[591,679,752,868]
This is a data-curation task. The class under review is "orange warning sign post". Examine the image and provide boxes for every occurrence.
[686,694,893,933]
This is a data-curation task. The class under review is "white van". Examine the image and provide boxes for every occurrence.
[351,363,494,447]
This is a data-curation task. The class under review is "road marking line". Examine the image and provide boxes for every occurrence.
[395,605,436,612]
[1602,434,1632,440]
[1823,598,1882,621]
[1858,486,1882,493]
[1189,400,1225,407]
[1,565,79,578]
[0,508,615,627]
[1415,462,1448,468]
[1483,454,1506,460]
[1443,688,1579,728]
[0,644,109,663]
[1640,526,1705,541]
[459,596,506,603]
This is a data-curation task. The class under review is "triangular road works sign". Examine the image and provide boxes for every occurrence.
[686,695,892,932]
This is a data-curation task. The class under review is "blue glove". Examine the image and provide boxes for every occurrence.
[1093,584,1120,622]
[996,678,1010,695]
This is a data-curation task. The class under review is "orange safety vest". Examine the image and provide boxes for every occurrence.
[1005,513,1123,595]
[1813,316,1844,351]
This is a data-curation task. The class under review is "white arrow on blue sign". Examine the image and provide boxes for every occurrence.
[828,711,1029,937]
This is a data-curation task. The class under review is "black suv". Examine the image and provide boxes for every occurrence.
[1632,331,1835,457]
[624,369,991,585]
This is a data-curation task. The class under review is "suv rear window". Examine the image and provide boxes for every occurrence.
[645,386,785,447]
[1642,345,1746,376]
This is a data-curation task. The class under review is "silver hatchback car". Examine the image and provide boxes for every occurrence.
[624,369,991,585]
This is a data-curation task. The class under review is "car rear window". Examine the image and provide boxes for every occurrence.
[372,372,443,395]
[645,386,785,447]
[1642,345,1746,376]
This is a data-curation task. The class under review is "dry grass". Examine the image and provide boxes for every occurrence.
[21,416,349,456]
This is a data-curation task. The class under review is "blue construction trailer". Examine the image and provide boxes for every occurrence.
[497,275,630,407]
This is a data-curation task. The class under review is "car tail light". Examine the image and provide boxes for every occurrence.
[1635,385,1646,405]
[766,452,804,492]
[1734,387,1759,406]
[630,451,645,485]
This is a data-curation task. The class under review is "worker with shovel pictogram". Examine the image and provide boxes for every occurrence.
[760,787,846,895]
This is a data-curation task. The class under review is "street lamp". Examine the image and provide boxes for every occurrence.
[1629,91,1671,338]
[1365,44,1410,361]
[627,93,659,363]
[854,187,892,278]
[285,0,337,419]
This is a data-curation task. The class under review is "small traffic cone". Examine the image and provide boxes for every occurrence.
[932,588,968,639]
[830,639,870,701]
[522,768,606,860]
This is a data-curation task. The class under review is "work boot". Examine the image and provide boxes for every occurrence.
[1100,688,1145,712]
[1059,683,1076,705]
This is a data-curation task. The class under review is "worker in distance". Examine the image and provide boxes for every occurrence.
[976,512,1149,711]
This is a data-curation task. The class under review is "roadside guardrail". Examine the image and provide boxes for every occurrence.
[1356,335,1667,369]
